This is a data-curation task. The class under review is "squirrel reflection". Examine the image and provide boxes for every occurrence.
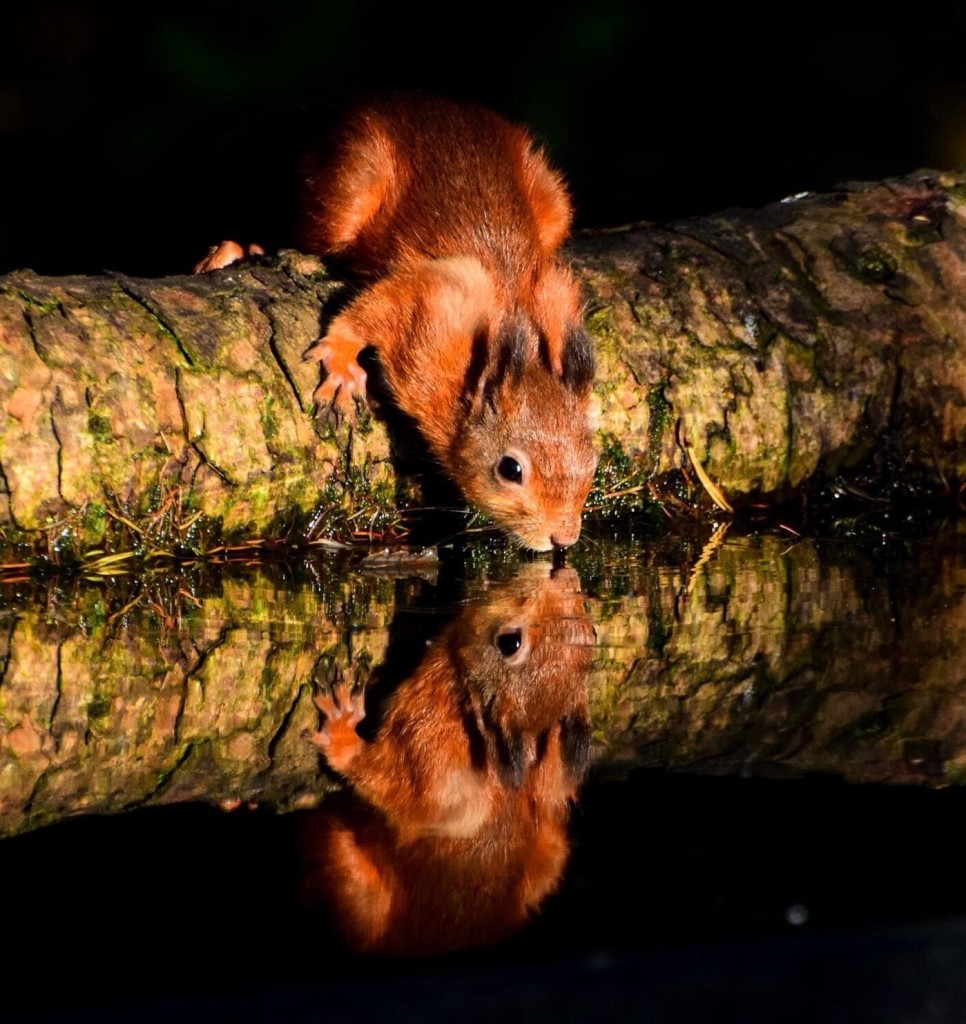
[299,562,596,957]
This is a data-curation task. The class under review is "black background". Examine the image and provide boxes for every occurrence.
[2,1,966,275]
[5,771,966,1022]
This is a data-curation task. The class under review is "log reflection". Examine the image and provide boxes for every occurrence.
[299,562,596,956]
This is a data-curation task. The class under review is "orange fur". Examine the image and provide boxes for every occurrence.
[301,563,595,957]
[193,240,264,273]
[301,95,598,551]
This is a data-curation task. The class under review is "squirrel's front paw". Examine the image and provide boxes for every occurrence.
[193,240,265,274]
[304,327,368,414]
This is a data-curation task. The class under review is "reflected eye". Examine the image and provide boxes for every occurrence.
[495,629,523,657]
[497,456,523,484]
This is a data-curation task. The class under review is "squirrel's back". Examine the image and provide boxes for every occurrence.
[297,94,573,287]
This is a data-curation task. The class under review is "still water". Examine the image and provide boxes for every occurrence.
[3,524,966,1020]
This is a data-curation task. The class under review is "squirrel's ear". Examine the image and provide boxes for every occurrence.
[531,263,587,380]
[460,325,492,417]
[560,711,593,785]
[461,322,529,418]
[560,325,595,393]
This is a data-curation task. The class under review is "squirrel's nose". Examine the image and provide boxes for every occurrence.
[550,526,581,549]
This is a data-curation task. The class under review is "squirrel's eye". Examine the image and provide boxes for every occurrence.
[495,629,524,657]
[497,455,524,484]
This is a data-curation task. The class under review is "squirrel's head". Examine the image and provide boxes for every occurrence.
[379,255,598,550]
[450,317,598,551]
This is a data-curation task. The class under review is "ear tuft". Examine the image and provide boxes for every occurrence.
[560,325,595,392]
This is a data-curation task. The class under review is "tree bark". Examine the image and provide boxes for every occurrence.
[2,170,965,560]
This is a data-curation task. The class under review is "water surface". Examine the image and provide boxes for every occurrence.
[3,525,966,1020]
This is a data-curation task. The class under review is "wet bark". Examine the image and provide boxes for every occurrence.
[2,170,966,559]
[0,566,397,834]
[2,534,965,837]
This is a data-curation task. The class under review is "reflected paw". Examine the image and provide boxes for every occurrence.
[311,683,366,760]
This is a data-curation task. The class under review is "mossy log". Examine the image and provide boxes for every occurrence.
[3,170,966,559]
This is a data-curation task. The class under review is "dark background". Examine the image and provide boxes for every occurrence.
[2,1,966,276]
[5,771,966,1021]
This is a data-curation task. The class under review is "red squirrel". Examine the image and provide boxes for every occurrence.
[299,562,595,956]
[198,95,598,551]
